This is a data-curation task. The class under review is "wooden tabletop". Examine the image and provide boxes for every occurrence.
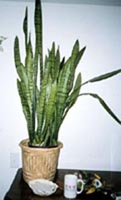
[4,168,121,200]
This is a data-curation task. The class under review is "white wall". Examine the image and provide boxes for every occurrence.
[0,0,121,199]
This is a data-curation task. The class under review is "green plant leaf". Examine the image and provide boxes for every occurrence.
[25,37,34,99]
[14,36,21,67]
[43,80,57,145]
[14,0,121,147]
[82,69,121,86]
[37,57,51,137]
[17,79,30,122]
[23,7,28,53]
[48,42,55,81]
[79,92,121,125]
[35,0,43,86]
[54,47,60,79]
[71,40,86,68]
[63,73,82,120]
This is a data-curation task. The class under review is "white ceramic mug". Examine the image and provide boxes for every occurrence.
[64,174,84,199]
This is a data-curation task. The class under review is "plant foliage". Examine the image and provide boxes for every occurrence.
[14,0,121,147]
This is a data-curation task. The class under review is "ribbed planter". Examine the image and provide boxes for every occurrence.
[19,139,63,183]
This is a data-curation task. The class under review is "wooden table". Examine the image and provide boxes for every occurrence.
[4,168,121,200]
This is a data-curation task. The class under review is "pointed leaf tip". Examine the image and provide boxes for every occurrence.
[36,0,41,7]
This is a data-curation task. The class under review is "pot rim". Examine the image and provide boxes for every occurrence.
[19,139,63,152]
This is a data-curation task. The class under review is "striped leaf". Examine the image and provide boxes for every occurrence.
[63,73,82,120]
[14,37,21,67]
[14,0,121,147]
[25,37,34,100]
[80,92,121,125]
[82,69,121,86]
[37,57,50,138]
[17,79,30,122]
[43,80,57,145]
[48,42,55,80]
[23,7,28,53]
[35,0,43,86]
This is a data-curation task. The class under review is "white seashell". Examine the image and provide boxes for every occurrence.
[28,179,58,196]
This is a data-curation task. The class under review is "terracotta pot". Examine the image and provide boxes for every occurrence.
[19,139,63,183]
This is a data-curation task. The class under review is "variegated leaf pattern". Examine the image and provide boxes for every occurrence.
[14,0,121,147]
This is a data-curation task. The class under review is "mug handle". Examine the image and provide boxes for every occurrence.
[77,179,84,194]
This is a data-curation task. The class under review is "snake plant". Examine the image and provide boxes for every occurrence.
[14,0,121,147]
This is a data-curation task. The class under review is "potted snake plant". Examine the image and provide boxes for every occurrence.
[14,0,121,183]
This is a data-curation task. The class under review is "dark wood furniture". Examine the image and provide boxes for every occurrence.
[4,168,121,200]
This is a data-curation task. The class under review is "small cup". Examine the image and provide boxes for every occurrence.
[64,174,84,199]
